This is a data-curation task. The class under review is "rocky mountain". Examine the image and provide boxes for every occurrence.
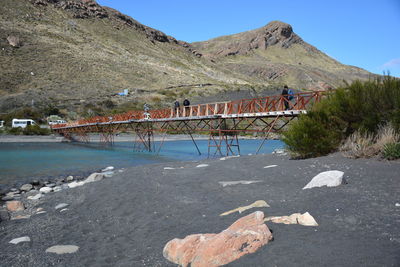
[192,21,372,91]
[0,0,374,117]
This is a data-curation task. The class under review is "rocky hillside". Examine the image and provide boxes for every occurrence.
[192,21,373,91]
[0,0,374,117]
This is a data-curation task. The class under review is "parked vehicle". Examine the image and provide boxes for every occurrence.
[12,119,36,128]
[48,120,66,125]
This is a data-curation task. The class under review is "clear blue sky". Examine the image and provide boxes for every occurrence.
[98,0,400,77]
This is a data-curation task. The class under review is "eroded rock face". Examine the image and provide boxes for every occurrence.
[163,211,273,267]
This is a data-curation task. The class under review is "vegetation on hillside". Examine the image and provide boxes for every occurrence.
[282,76,400,159]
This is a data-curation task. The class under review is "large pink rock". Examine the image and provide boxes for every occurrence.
[6,201,25,212]
[163,211,273,267]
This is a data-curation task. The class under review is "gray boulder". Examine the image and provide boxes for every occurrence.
[20,184,33,192]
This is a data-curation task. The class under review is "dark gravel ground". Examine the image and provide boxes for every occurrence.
[0,153,399,266]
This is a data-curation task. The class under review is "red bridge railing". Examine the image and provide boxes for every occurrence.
[52,91,324,129]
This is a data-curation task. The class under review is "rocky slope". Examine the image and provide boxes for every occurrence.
[0,0,374,116]
[192,21,373,91]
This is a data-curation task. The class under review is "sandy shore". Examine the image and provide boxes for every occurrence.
[0,153,399,266]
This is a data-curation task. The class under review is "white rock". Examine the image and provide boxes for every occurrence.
[27,193,42,200]
[66,176,74,182]
[60,208,69,213]
[20,184,33,192]
[9,236,31,244]
[164,167,175,170]
[101,166,114,172]
[102,171,114,178]
[219,180,262,187]
[303,170,345,189]
[395,203,400,207]
[220,155,240,161]
[55,203,69,210]
[39,187,52,194]
[53,186,62,192]
[118,169,124,173]
[45,245,79,254]
[36,211,47,215]
[68,181,85,188]
[196,164,209,168]
[84,173,104,183]
[263,165,278,169]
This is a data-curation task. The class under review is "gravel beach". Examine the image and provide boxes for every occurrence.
[0,153,399,266]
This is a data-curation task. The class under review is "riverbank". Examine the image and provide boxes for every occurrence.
[0,153,399,266]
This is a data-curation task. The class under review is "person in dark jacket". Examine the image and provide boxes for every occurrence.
[281,85,290,110]
[174,99,180,117]
[183,99,190,116]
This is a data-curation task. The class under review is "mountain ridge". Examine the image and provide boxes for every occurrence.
[0,0,375,118]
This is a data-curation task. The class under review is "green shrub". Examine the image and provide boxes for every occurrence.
[7,127,23,135]
[22,125,51,135]
[383,143,400,160]
[283,76,400,158]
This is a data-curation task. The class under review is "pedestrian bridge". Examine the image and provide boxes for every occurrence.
[52,91,324,156]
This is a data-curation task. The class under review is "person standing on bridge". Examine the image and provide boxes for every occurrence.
[183,98,190,116]
[143,103,151,120]
[281,85,290,110]
[174,99,180,117]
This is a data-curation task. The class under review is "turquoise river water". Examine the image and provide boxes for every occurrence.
[0,139,284,189]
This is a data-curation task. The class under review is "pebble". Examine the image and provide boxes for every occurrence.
[53,186,62,192]
[60,184,69,190]
[20,184,33,192]
[46,183,56,188]
[396,203,400,207]
[36,211,47,215]
[102,166,114,172]
[39,187,52,194]
[27,193,42,200]
[60,208,69,213]
[10,188,19,192]
[32,179,40,186]
[2,195,14,201]
[9,236,31,244]
[196,164,209,168]
[45,245,79,254]
[103,171,114,178]
[263,165,278,169]
[164,167,175,170]
[66,176,74,182]
[55,203,69,210]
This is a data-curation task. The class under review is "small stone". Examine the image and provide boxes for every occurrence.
[55,203,69,210]
[164,167,175,170]
[20,184,33,192]
[101,166,114,172]
[46,183,56,188]
[32,179,40,186]
[25,190,39,197]
[53,186,62,192]
[7,36,21,47]
[2,195,14,201]
[12,215,31,220]
[6,201,25,212]
[27,193,42,200]
[39,187,52,194]
[60,208,69,213]
[0,208,10,221]
[9,236,31,244]
[196,164,209,168]
[68,181,85,188]
[10,188,19,192]
[263,165,278,169]
[84,173,104,183]
[36,211,46,215]
[395,203,400,207]
[219,180,262,187]
[66,176,74,182]
[61,184,69,190]
[303,170,345,189]
[45,245,79,254]
[102,171,114,178]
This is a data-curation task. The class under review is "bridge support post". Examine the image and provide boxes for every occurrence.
[133,122,154,152]
[208,118,240,158]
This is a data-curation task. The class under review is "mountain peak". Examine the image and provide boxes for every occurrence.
[192,20,304,58]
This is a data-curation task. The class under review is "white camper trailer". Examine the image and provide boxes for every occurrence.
[12,119,36,128]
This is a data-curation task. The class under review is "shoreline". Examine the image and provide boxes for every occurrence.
[0,133,263,143]
[0,153,399,266]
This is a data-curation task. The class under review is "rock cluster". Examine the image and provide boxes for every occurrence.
[0,166,115,221]
[163,211,273,267]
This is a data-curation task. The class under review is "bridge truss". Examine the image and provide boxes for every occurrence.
[52,91,324,157]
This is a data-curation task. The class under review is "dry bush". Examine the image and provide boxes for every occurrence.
[340,124,399,158]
